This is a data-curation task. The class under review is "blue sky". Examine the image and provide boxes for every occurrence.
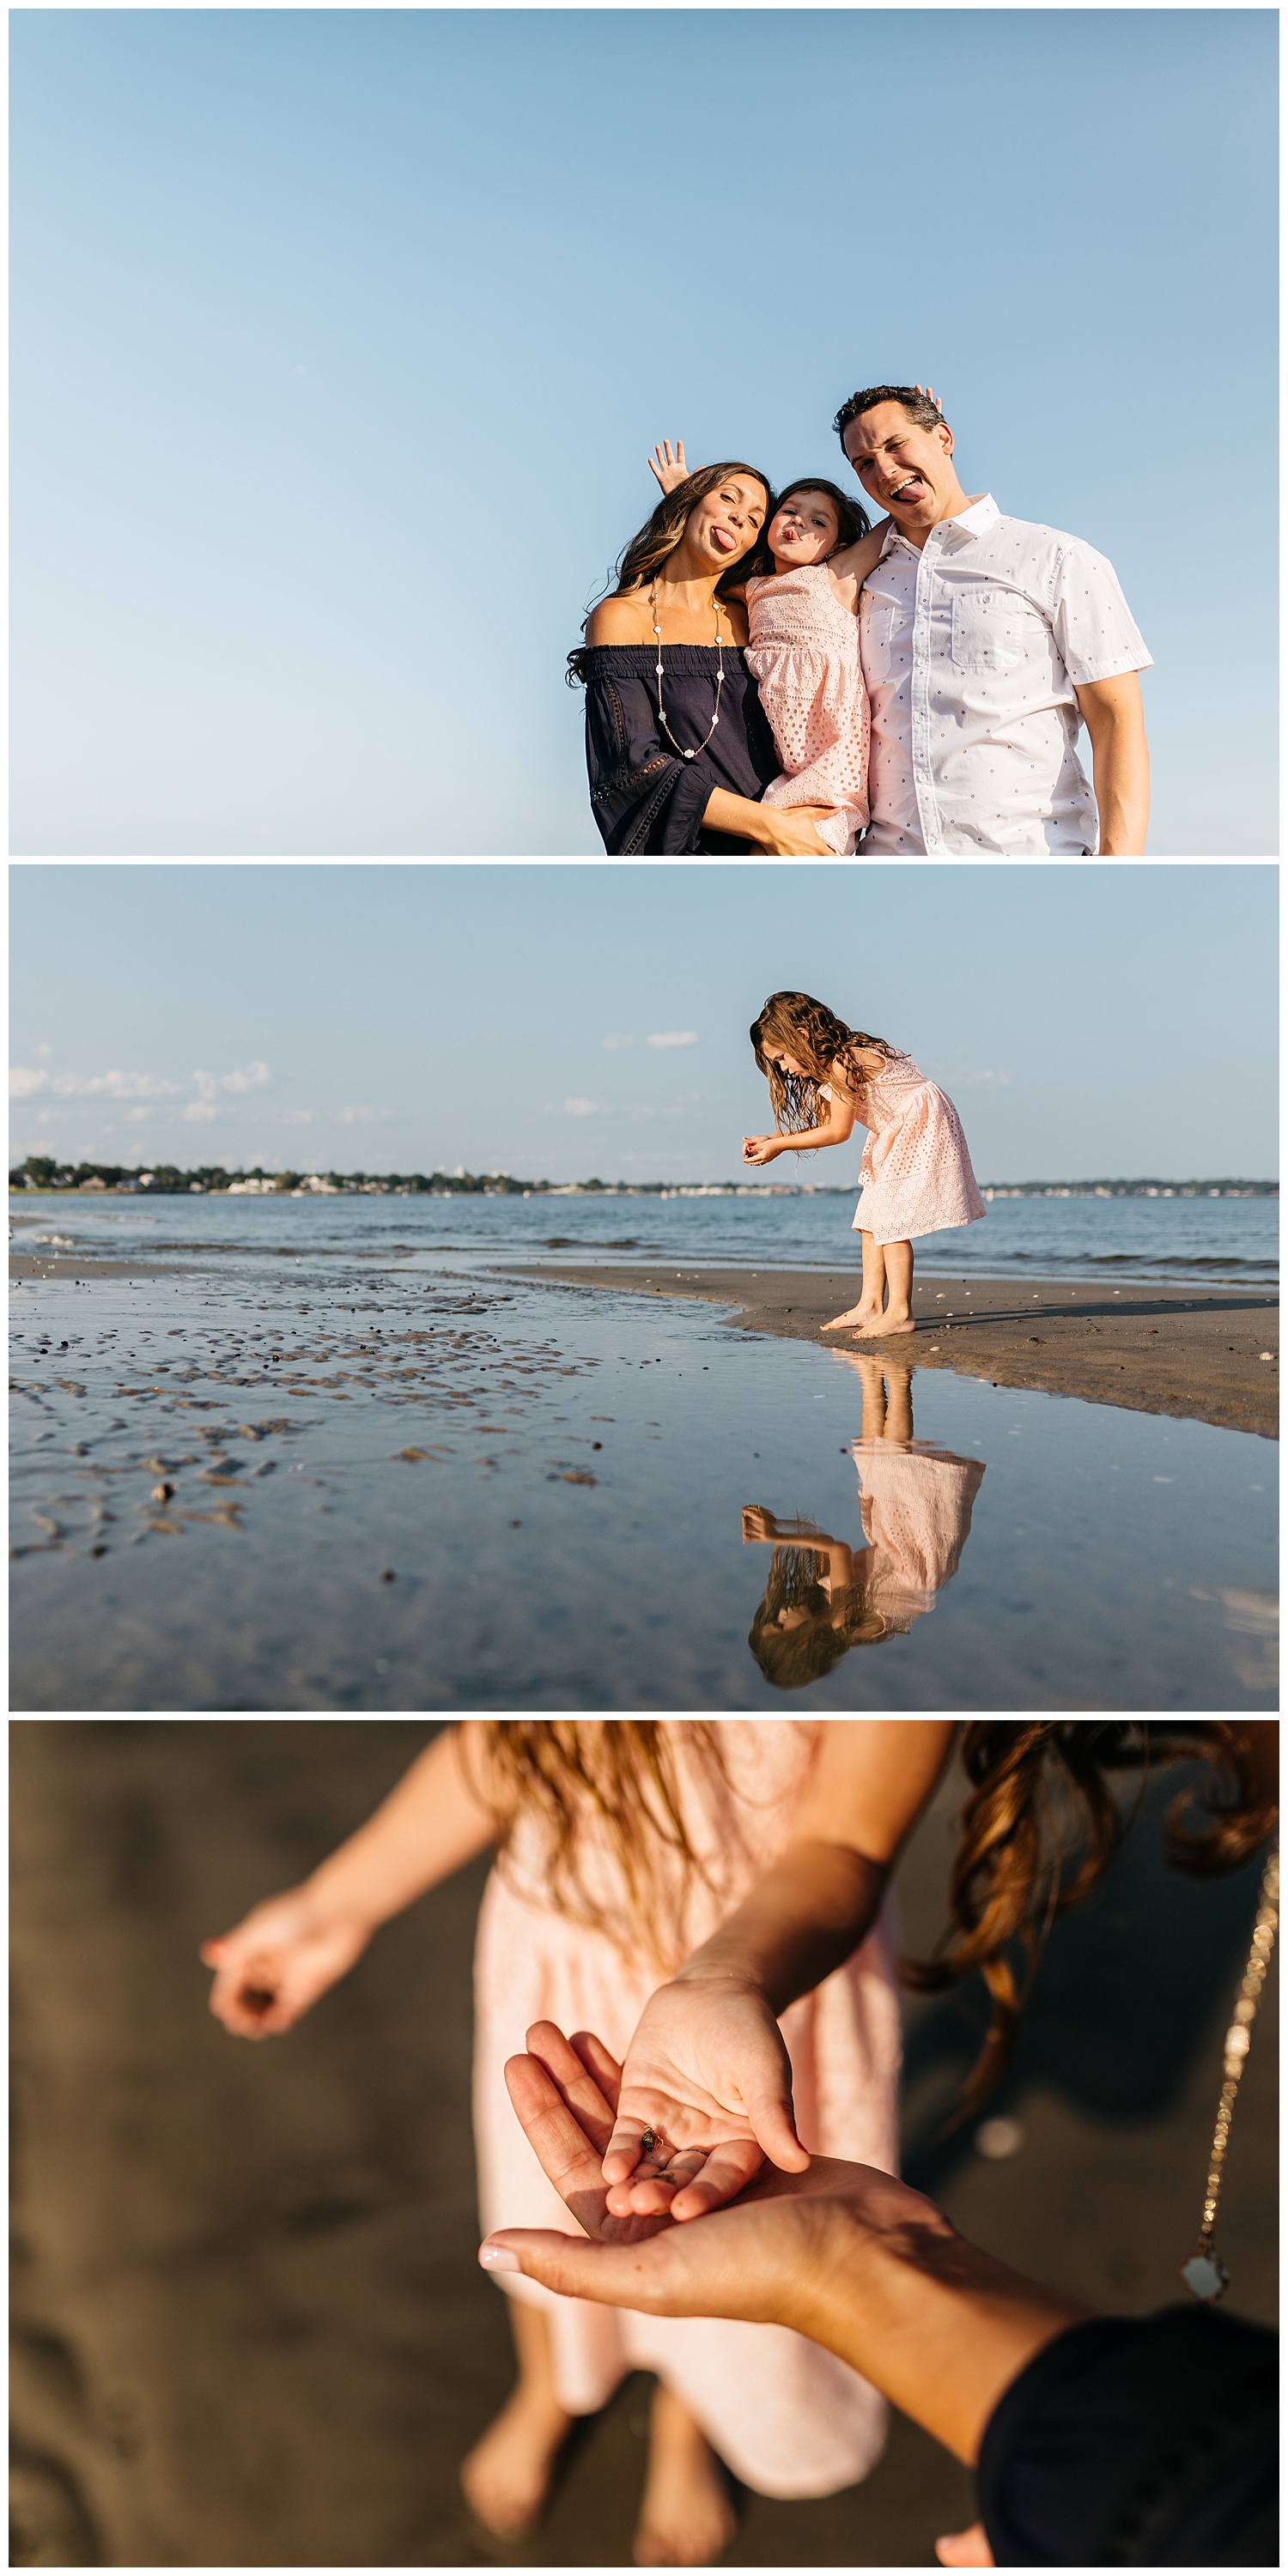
[9,864,1278,1180]
[10,9,1278,858]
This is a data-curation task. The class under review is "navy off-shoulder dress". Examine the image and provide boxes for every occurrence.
[582,645,781,854]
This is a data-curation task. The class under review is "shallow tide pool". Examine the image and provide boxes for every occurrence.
[10,1264,1277,1712]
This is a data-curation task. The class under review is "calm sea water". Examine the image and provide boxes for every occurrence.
[11,1185,1279,1287]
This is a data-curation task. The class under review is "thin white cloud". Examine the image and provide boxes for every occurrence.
[282,1108,314,1126]
[35,1044,52,1060]
[563,1097,605,1117]
[181,1100,219,1123]
[601,1035,635,1052]
[337,1106,393,1124]
[221,1061,271,1094]
[646,1031,699,1050]
[10,1068,47,1098]
[125,1106,150,1124]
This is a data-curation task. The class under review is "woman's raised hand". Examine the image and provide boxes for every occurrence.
[596,1973,811,2221]
[647,438,689,496]
[201,1885,374,2038]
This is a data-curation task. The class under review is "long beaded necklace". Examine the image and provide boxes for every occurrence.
[1180,1840,1278,2300]
[650,578,724,761]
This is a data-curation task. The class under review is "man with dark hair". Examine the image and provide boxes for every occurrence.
[832,385,1151,854]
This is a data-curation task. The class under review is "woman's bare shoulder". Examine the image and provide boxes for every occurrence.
[586,592,652,646]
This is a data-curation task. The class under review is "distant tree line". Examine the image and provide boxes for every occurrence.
[7,1156,1278,1199]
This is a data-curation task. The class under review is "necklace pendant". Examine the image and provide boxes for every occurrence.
[1182,2251,1229,2301]
[683,749,695,760]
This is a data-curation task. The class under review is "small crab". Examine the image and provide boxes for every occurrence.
[640,2128,661,2155]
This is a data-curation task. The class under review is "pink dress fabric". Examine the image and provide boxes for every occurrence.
[472,1721,902,2498]
[744,564,870,855]
[850,1441,986,1633]
[846,1053,987,1245]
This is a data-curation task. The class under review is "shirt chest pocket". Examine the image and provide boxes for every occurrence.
[950,588,1030,676]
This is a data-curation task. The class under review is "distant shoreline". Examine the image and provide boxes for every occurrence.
[8,1173,1280,1203]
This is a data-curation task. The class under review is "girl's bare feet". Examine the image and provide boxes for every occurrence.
[822,1302,884,1330]
[460,2380,574,2538]
[634,2383,737,2567]
[850,1313,915,1337]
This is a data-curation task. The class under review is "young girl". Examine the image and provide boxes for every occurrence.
[649,442,886,854]
[744,990,987,1336]
[201,1723,950,2565]
[743,1355,986,1689]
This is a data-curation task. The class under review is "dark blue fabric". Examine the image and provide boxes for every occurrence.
[978,2306,1278,2566]
[581,644,780,853]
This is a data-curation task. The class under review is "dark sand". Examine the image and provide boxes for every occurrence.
[494,1266,1279,1440]
[10,1725,1278,2568]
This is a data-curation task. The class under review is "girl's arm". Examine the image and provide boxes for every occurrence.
[202,1724,499,2038]
[744,1088,858,1165]
[601,1723,957,2218]
[827,518,892,612]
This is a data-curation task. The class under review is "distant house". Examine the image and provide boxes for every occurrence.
[80,1176,108,1191]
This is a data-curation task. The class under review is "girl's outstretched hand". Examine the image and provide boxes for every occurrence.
[598,1973,811,2221]
[201,1886,374,2038]
[647,438,688,495]
[742,1134,781,1167]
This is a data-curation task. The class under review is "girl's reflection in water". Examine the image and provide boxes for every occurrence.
[744,1355,985,1690]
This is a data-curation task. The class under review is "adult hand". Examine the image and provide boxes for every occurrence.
[756,804,836,856]
[647,439,689,496]
[597,1973,811,2221]
[742,1134,781,1166]
[201,1885,374,2037]
[741,1506,782,1543]
[483,2021,937,2318]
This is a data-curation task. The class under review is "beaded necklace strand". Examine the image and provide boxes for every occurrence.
[650,579,724,760]
[1181,1840,1278,2300]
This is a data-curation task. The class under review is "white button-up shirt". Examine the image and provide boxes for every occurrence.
[859,495,1151,855]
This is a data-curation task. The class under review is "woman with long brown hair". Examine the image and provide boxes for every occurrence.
[202,1722,951,2562]
[569,463,841,854]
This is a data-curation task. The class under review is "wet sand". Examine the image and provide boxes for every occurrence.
[10,1726,1277,2568]
[495,1265,1280,1440]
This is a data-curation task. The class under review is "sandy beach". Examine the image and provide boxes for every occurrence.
[492,1265,1279,1440]
[10,1724,1277,2568]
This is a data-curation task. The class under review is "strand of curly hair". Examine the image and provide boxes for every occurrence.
[750,990,896,1143]
[903,1722,1278,2117]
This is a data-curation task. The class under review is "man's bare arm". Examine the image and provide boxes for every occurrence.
[1075,671,1150,854]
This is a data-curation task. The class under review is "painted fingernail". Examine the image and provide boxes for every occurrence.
[479,2242,520,2272]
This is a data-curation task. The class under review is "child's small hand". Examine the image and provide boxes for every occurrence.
[742,1506,781,1543]
[200,1886,373,2038]
[742,1134,779,1167]
[600,1973,811,2221]
[647,439,689,496]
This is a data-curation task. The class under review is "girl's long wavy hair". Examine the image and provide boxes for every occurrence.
[472,1722,731,1961]
[750,991,896,1143]
[747,1538,891,1690]
[908,1722,1279,2116]
[567,462,775,687]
